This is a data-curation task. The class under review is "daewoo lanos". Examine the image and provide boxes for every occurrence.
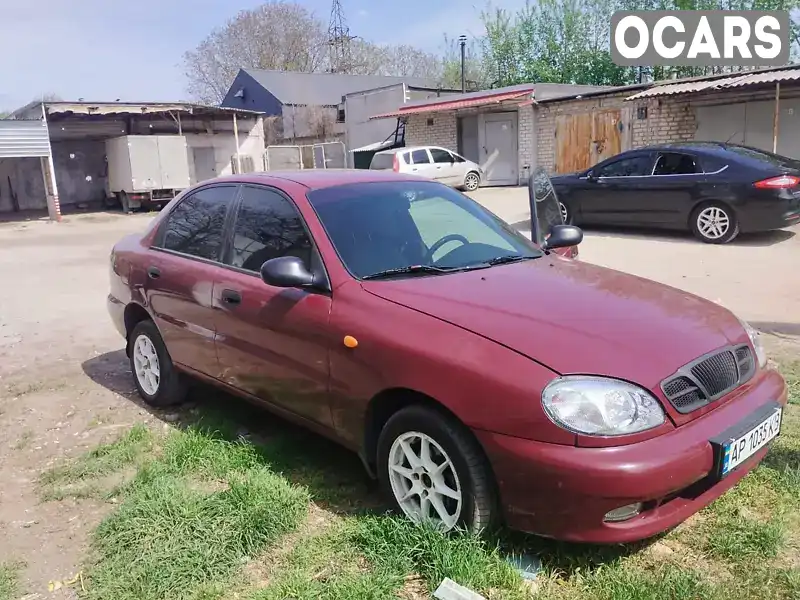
[107,168,787,543]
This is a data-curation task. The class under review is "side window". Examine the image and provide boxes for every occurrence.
[653,152,700,175]
[430,149,453,164]
[401,152,411,164]
[228,186,313,273]
[453,154,466,163]
[411,149,431,164]
[161,186,235,260]
[596,155,652,178]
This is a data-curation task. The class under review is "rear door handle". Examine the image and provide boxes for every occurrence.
[221,289,242,305]
[147,266,161,279]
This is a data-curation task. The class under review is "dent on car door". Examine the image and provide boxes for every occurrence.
[213,184,334,428]
[146,184,238,378]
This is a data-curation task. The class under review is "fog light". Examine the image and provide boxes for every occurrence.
[604,502,643,522]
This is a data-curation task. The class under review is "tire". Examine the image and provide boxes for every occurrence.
[377,405,497,533]
[463,171,481,192]
[691,202,739,244]
[558,200,574,225]
[128,320,187,407]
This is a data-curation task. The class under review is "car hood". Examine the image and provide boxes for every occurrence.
[362,255,746,390]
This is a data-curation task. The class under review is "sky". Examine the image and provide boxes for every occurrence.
[0,0,526,111]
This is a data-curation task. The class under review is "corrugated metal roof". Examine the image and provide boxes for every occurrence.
[0,120,51,158]
[370,88,534,120]
[626,67,800,100]
[242,69,436,106]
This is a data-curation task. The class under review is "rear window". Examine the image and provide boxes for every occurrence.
[725,145,800,170]
[369,153,395,170]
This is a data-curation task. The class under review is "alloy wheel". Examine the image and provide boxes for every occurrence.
[464,173,480,191]
[696,206,730,240]
[133,334,161,396]
[387,431,463,530]
[559,201,569,223]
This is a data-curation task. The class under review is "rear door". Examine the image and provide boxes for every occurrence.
[429,148,458,185]
[147,184,239,377]
[627,151,704,226]
[213,184,334,428]
[408,148,436,180]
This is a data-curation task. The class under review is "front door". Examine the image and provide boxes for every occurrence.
[146,184,238,376]
[429,148,459,185]
[482,113,518,185]
[213,184,334,428]
[579,152,655,225]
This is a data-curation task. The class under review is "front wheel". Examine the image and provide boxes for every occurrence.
[463,171,481,192]
[377,405,497,533]
[691,203,739,244]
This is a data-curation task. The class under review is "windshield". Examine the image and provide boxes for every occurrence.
[307,181,542,279]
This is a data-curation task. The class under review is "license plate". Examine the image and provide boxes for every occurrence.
[717,406,782,477]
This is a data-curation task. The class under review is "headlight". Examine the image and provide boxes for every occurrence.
[737,316,767,368]
[542,376,666,436]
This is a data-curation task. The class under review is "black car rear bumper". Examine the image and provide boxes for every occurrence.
[737,197,800,232]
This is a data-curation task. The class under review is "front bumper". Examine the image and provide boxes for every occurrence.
[476,367,788,543]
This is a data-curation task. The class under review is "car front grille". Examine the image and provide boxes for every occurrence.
[660,345,755,414]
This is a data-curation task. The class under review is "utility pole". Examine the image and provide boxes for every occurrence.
[459,35,467,93]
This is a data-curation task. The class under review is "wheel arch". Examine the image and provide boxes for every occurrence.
[123,302,153,355]
[362,387,496,481]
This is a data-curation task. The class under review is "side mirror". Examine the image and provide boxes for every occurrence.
[543,224,583,251]
[260,256,315,288]
[586,170,598,182]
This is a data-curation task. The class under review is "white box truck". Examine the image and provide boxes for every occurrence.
[105,135,191,211]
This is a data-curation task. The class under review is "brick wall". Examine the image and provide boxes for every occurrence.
[405,105,536,185]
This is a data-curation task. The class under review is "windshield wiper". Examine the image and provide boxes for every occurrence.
[483,254,538,266]
[362,264,455,280]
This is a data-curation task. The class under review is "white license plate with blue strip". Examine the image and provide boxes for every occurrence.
[721,407,782,476]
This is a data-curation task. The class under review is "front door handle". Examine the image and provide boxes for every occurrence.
[221,289,242,305]
[147,266,161,279]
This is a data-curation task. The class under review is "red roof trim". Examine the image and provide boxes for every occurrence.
[370,88,534,120]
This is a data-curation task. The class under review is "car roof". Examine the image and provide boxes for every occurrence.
[375,145,452,156]
[635,141,763,157]
[200,169,426,190]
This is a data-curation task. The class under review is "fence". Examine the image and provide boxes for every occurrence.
[264,141,346,171]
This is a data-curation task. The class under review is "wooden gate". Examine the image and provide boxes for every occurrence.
[555,110,623,173]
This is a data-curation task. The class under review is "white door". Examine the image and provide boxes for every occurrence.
[407,148,436,180]
[482,113,518,185]
[192,147,217,183]
[429,148,459,185]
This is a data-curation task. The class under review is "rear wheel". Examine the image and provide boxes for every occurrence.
[691,202,739,244]
[377,405,497,533]
[129,320,187,407]
[558,201,574,225]
[463,171,481,192]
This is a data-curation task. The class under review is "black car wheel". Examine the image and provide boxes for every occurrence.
[691,202,739,244]
[558,201,574,225]
[377,405,497,533]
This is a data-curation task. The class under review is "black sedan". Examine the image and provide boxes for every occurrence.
[551,142,800,243]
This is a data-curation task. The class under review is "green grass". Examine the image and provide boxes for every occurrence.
[38,359,800,600]
[0,562,21,600]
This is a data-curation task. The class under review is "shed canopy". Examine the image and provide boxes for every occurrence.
[0,119,51,158]
[626,66,800,100]
[370,85,535,120]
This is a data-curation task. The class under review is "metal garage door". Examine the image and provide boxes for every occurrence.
[0,120,52,158]
[695,99,800,159]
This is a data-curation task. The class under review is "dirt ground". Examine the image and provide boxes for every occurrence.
[0,199,798,596]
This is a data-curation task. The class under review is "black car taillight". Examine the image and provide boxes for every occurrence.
[753,174,800,189]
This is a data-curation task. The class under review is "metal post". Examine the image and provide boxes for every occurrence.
[772,82,780,154]
[40,103,61,222]
[459,35,467,93]
[232,112,242,173]
[177,112,182,136]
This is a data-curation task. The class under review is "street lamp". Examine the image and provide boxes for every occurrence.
[458,34,467,93]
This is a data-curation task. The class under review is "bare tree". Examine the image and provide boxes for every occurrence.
[305,105,338,141]
[184,1,329,104]
[263,115,284,145]
[184,0,447,103]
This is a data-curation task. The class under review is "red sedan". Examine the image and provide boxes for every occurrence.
[107,169,787,543]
